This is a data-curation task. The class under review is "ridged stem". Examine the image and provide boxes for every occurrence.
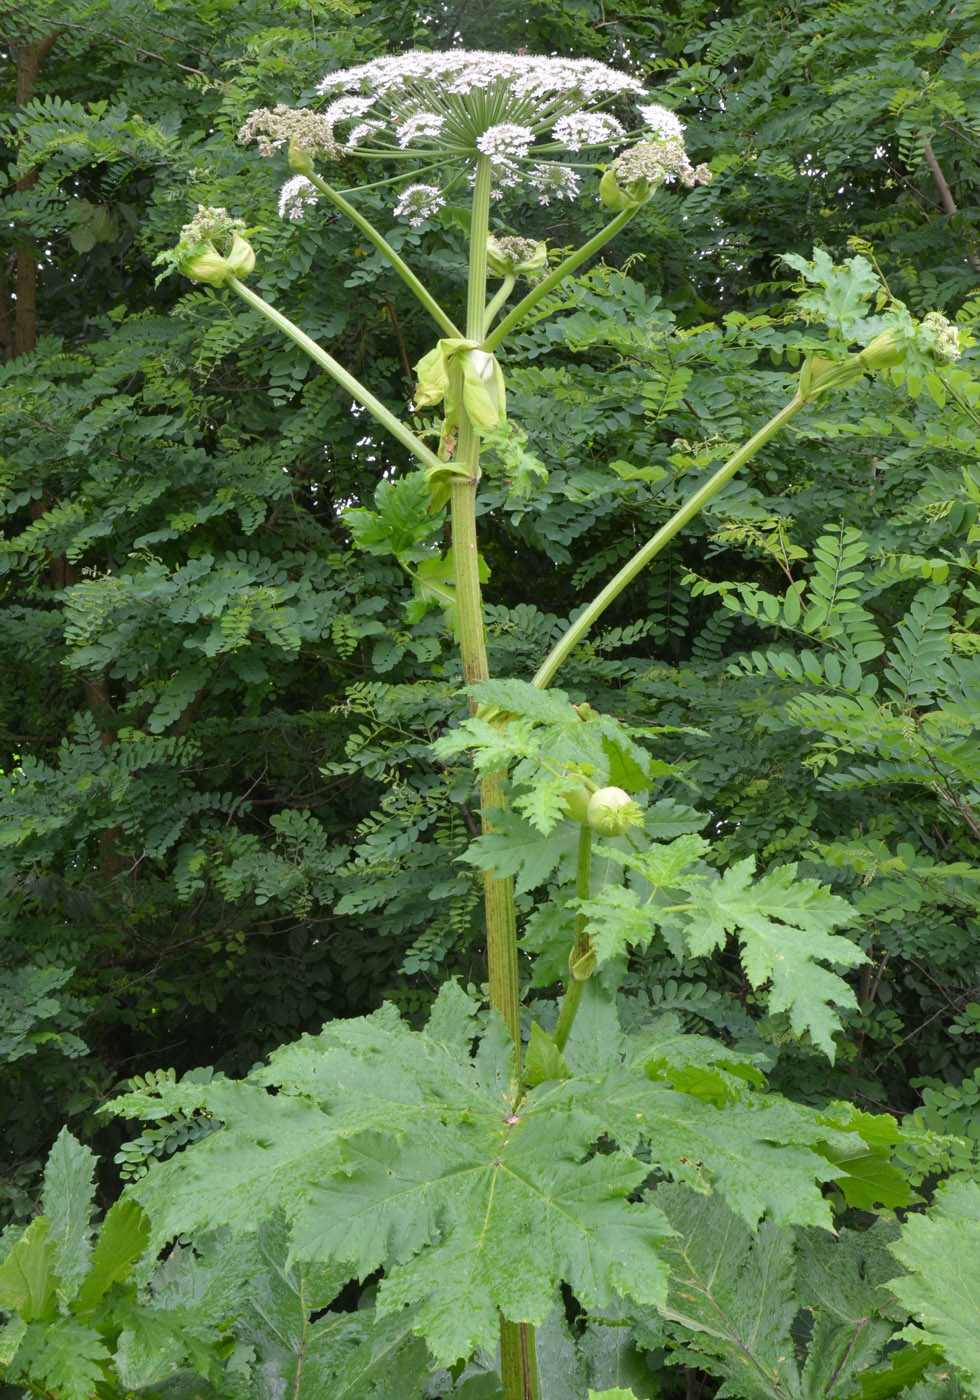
[552,823,594,1054]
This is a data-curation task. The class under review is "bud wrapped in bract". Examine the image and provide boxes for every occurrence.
[170,206,256,288]
[586,786,643,837]
[288,138,316,177]
[486,233,548,278]
[414,338,507,454]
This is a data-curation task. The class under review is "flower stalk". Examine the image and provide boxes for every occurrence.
[532,389,810,690]
[305,171,462,336]
[225,277,460,481]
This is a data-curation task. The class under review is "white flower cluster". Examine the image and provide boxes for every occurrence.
[396,110,446,147]
[393,183,446,226]
[238,50,709,225]
[278,174,319,221]
[610,139,711,191]
[920,311,961,363]
[315,50,648,104]
[552,111,626,151]
[178,205,246,245]
[238,105,341,161]
[526,163,581,205]
[638,103,686,142]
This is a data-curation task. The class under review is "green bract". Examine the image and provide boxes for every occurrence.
[486,233,548,277]
[414,338,507,451]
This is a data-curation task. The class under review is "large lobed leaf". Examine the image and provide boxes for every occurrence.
[115,983,888,1364]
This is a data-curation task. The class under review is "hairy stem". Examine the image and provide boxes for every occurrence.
[532,390,809,690]
[500,1317,539,1400]
[552,823,594,1053]
[449,155,536,1400]
[307,173,464,334]
[227,277,456,477]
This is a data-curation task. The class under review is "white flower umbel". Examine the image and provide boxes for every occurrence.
[638,103,686,142]
[527,163,581,205]
[393,183,446,227]
[552,111,626,152]
[238,105,341,162]
[239,49,706,217]
[278,174,319,221]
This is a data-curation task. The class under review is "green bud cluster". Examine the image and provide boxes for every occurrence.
[169,206,256,288]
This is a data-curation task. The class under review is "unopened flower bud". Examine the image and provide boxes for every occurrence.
[288,138,315,177]
[180,243,234,287]
[858,331,904,374]
[587,786,643,837]
[170,207,256,288]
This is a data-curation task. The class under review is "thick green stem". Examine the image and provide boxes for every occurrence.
[450,155,534,1400]
[227,276,452,476]
[500,1317,539,1400]
[532,390,809,690]
[307,173,462,337]
[552,823,594,1053]
[482,205,637,353]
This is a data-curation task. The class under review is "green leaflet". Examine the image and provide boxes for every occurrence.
[681,857,863,1059]
[889,1176,980,1395]
[632,1186,935,1400]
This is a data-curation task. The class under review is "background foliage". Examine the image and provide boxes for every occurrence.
[1,0,979,1395]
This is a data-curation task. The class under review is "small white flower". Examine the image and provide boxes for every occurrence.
[397,110,447,147]
[552,111,626,151]
[393,182,446,226]
[278,174,319,221]
[638,103,686,142]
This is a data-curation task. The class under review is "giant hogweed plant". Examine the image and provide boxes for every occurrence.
[3,49,978,1400]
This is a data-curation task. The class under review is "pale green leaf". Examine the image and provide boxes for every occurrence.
[74,1199,150,1312]
[524,1022,570,1086]
[0,1219,57,1322]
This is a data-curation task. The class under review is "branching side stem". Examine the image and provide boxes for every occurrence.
[307,174,464,335]
[533,390,810,690]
